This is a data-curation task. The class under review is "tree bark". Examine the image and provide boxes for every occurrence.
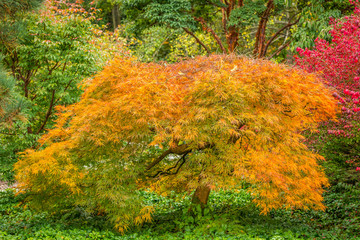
[112,4,121,30]
[191,185,211,210]
[253,0,274,58]
[194,16,227,53]
[222,0,241,53]
[226,26,239,53]
[36,89,55,134]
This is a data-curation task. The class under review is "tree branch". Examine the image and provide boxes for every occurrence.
[183,28,211,54]
[149,152,189,178]
[253,0,274,58]
[146,149,172,171]
[146,142,214,171]
[194,16,227,53]
[146,144,190,171]
[36,89,56,134]
[268,40,291,59]
[263,14,300,57]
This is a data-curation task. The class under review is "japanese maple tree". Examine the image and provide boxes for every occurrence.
[15,55,337,231]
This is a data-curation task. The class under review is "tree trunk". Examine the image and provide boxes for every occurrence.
[253,0,274,58]
[191,185,211,210]
[112,4,121,30]
[221,0,241,53]
[226,26,239,53]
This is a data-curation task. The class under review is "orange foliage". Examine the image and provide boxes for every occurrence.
[15,55,338,229]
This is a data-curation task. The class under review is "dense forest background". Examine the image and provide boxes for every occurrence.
[0,0,360,239]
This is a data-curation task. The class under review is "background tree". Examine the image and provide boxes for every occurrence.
[0,0,101,135]
[0,0,43,125]
[0,0,44,181]
[293,2,360,232]
[78,0,353,62]
[15,55,338,231]
[0,0,126,181]
[121,0,302,58]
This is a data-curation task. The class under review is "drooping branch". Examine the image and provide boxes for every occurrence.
[146,143,190,171]
[163,153,188,174]
[146,149,173,171]
[146,142,214,171]
[183,28,211,54]
[149,152,189,178]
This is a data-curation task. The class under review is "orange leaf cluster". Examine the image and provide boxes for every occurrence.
[15,55,338,228]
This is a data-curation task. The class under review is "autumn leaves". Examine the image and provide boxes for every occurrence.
[15,55,338,230]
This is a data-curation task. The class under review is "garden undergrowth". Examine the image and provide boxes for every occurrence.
[0,187,359,240]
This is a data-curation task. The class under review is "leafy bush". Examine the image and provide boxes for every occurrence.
[295,3,360,238]
[295,0,360,187]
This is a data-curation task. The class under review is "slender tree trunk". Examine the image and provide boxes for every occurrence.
[36,89,55,134]
[226,26,239,53]
[253,0,274,58]
[191,185,211,210]
[221,0,242,53]
[112,4,121,30]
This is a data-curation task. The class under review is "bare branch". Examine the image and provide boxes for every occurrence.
[268,40,291,59]
[183,28,211,54]
[146,144,190,171]
[263,14,301,57]
[149,152,189,178]
[36,89,56,134]
[146,142,215,171]
[194,16,227,53]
